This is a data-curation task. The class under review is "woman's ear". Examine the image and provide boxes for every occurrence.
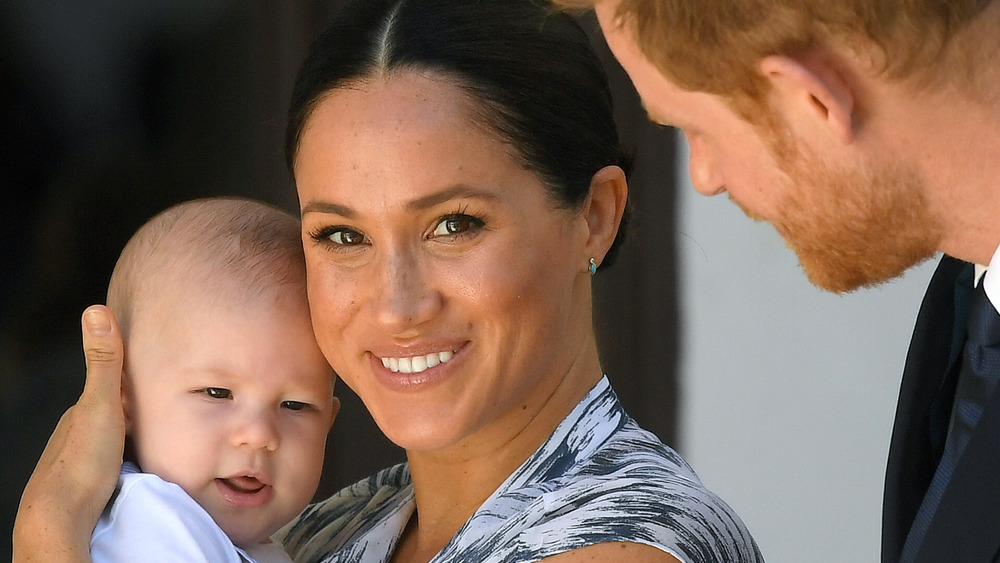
[581,165,628,270]
[759,54,856,145]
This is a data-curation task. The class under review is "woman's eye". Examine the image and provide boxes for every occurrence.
[281,400,309,411]
[335,230,364,245]
[329,228,367,246]
[203,388,231,400]
[312,226,368,246]
[432,214,484,237]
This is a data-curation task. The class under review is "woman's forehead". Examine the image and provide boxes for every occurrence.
[305,72,481,140]
[294,74,529,197]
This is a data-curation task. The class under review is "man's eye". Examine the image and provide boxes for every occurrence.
[203,388,231,400]
[432,214,483,236]
[281,400,309,411]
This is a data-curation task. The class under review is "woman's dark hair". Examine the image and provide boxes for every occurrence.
[286,0,630,266]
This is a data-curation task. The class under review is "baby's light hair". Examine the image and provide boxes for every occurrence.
[107,197,305,341]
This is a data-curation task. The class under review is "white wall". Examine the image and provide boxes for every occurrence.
[674,141,938,562]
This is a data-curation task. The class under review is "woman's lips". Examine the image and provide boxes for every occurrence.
[371,344,465,391]
[215,476,273,508]
[379,350,454,373]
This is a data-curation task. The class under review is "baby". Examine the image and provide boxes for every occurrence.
[90,197,339,562]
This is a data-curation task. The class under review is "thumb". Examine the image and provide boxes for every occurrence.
[79,305,124,407]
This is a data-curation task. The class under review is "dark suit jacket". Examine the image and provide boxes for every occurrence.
[883,255,1000,562]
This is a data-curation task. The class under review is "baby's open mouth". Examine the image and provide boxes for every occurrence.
[215,475,273,507]
[219,476,265,494]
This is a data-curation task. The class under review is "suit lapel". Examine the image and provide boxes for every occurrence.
[915,384,1000,561]
[883,256,971,562]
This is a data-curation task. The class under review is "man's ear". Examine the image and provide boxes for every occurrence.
[581,165,628,270]
[760,54,856,145]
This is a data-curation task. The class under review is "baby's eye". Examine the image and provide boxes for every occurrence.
[202,388,232,400]
[281,400,310,411]
[432,214,484,237]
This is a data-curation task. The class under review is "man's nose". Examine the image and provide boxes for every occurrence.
[687,134,726,196]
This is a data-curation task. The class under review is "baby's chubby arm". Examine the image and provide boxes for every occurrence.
[13,306,126,563]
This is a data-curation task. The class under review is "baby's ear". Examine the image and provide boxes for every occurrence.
[121,370,134,433]
[328,396,341,430]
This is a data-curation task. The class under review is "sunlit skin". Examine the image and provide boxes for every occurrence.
[296,71,601,459]
[16,2,1000,562]
[124,281,337,548]
[294,71,633,560]
[595,1,943,292]
[595,3,791,217]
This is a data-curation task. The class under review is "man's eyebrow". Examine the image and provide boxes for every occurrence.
[640,100,670,126]
[301,185,501,218]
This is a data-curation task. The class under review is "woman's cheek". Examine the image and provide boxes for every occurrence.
[309,264,362,364]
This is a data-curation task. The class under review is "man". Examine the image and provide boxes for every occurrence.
[553,0,1000,561]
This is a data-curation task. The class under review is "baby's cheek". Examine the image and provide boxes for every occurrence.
[289,426,328,492]
[137,408,219,490]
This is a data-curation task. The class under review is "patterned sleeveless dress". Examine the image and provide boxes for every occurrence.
[279,376,764,562]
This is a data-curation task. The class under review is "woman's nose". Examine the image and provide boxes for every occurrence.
[687,133,726,196]
[373,249,442,333]
[230,412,279,452]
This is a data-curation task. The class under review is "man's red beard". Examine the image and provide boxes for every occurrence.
[739,134,941,293]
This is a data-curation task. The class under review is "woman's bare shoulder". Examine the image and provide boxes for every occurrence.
[539,542,682,563]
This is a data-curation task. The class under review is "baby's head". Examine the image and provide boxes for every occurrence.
[107,197,338,548]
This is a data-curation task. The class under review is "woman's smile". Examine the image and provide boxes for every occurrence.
[372,343,466,393]
[378,350,455,374]
[369,344,466,392]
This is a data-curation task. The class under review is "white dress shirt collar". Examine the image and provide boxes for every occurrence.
[975,244,1000,314]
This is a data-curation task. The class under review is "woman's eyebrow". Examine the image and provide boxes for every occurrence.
[300,200,355,218]
[405,185,501,211]
[301,185,501,217]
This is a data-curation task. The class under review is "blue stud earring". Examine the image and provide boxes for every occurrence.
[589,258,597,275]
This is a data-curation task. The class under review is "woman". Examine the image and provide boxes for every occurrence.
[15,1,762,561]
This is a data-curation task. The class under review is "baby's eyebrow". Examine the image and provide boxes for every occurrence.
[176,366,238,382]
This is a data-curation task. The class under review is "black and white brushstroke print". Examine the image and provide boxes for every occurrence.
[280,376,764,563]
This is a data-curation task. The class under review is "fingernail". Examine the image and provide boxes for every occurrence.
[85,308,111,335]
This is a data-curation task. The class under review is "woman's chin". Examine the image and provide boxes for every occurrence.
[372,408,474,454]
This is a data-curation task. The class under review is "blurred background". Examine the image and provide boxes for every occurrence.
[0,2,936,561]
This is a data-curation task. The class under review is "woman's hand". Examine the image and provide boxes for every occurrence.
[13,306,126,562]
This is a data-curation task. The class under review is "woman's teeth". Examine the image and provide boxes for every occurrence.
[380,351,454,373]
